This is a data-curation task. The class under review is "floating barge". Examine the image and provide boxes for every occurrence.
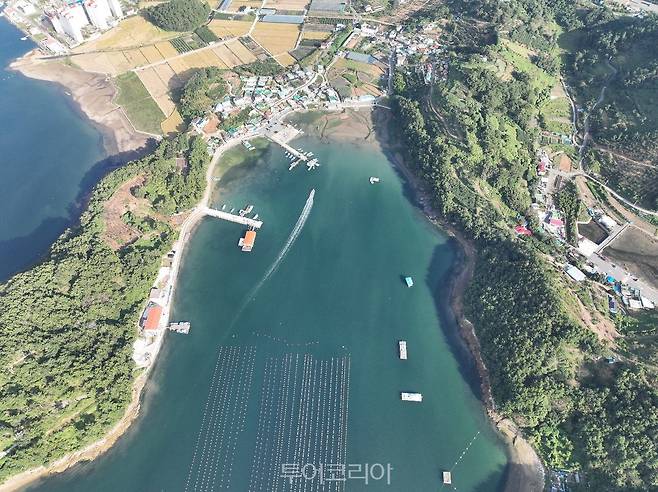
[238,230,257,252]
[404,276,414,288]
[442,471,452,484]
[398,340,407,360]
[400,392,422,402]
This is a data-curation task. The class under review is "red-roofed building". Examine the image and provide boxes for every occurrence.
[514,225,532,236]
[142,304,163,335]
[549,218,564,227]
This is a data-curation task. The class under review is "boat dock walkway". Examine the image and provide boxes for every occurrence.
[269,135,309,163]
[201,206,263,229]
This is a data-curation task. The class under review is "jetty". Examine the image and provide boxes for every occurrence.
[201,206,263,229]
[169,322,191,334]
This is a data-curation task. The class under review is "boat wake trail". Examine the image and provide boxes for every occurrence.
[232,189,315,323]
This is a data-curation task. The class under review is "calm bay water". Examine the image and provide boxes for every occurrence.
[0,18,106,280]
[28,136,508,491]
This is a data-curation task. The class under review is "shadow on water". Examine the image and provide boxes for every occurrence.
[472,467,508,492]
[0,140,157,282]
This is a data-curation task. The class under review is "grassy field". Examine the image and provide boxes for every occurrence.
[115,72,166,135]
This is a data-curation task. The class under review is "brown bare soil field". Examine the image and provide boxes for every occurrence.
[251,23,300,55]
[101,175,147,250]
[603,226,658,289]
[226,40,257,64]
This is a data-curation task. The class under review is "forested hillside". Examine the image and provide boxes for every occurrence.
[0,136,210,481]
[392,0,658,489]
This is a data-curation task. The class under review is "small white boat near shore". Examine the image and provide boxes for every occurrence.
[370,176,380,184]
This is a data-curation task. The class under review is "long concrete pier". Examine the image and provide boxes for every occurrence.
[268,134,308,162]
[201,206,263,229]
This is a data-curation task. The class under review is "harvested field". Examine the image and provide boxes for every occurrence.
[180,49,227,69]
[154,63,183,90]
[302,30,331,40]
[275,52,297,66]
[213,44,242,66]
[251,22,300,55]
[71,52,120,75]
[136,67,177,116]
[106,52,132,73]
[603,226,658,289]
[75,16,178,53]
[167,57,191,74]
[155,94,176,116]
[124,48,149,67]
[208,19,252,38]
[155,41,179,59]
[140,45,165,65]
[226,39,257,64]
[161,109,185,134]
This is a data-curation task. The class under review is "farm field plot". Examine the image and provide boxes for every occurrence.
[71,52,120,75]
[115,72,165,135]
[328,58,384,98]
[140,45,165,64]
[155,41,179,59]
[161,109,185,134]
[213,44,242,67]
[75,16,178,53]
[181,49,228,69]
[106,52,133,73]
[302,30,331,40]
[226,39,257,64]
[136,66,177,116]
[167,57,191,74]
[124,48,149,67]
[251,23,300,55]
[275,52,296,66]
[263,0,309,9]
[208,19,253,38]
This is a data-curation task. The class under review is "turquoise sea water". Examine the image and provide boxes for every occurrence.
[28,136,508,491]
[0,18,106,280]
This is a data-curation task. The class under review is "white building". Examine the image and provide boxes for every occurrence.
[47,13,65,36]
[58,4,89,43]
[84,0,114,30]
[108,0,124,18]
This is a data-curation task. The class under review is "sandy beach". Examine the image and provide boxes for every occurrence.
[10,51,152,157]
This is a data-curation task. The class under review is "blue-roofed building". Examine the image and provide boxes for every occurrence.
[346,51,376,64]
[261,14,304,24]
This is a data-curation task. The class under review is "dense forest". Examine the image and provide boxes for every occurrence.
[564,12,658,209]
[0,136,210,481]
[392,0,658,489]
[148,0,211,32]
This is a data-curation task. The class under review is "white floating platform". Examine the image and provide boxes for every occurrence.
[401,392,422,402]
